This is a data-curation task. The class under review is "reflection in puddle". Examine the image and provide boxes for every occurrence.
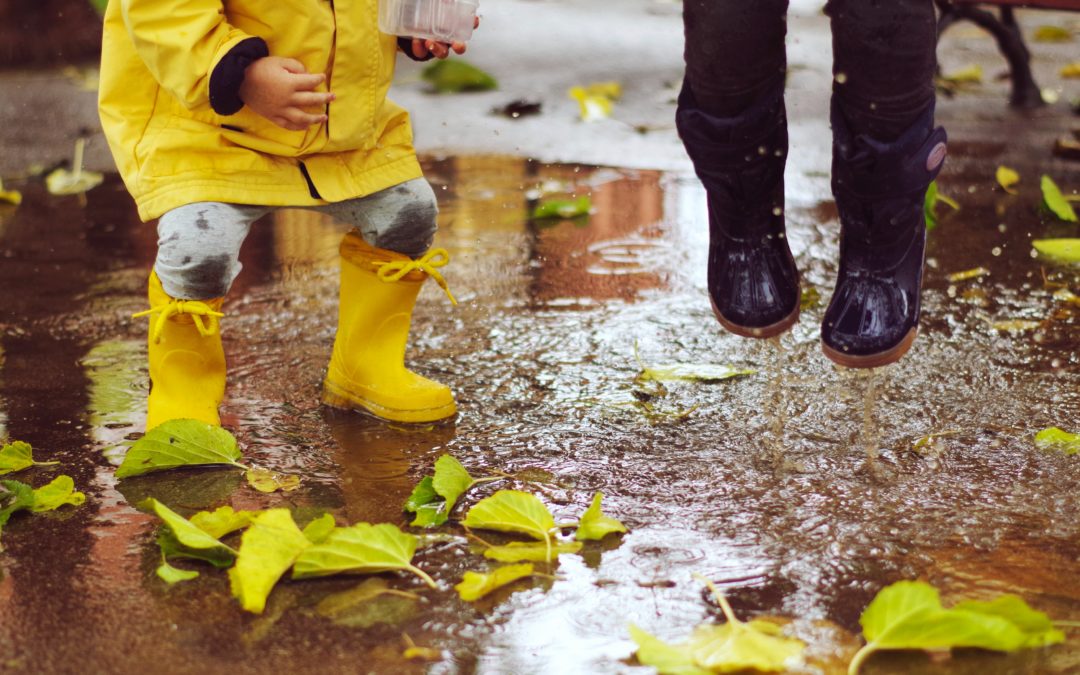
[0,154,1077,673]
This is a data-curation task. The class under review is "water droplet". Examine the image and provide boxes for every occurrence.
[772,207,783,216]
[1030,248,1039,259]
[947,285,957,298]
[991,246,1002,257]
[835,72,848,84]
[997,223,1007,233]
[758,145,767,155]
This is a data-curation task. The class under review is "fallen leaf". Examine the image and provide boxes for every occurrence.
[45,139,104,196]
[629,624,711,675]
[189,505,261,539]
[482,540,583,562]
[421,59,497,93]
[116,419,246,478]
[1033,25,1072,42]
[942,64,983,83]
[575,492,627,541]
[314,578,419,628]
[1033,239,1080,265]
[990,319,1042,332]
[432,454,476,515]
[0,480,35,545]
[1034,427,1080,455]
[636,363,754,384]
[924,181,959,230]
[455,563,535,601]
[142,498,237,566]
[292,522,435,588]
[245,468,300,493]
[946,267,990,282]
[1062,63,1080,78]
[302,513,337,544]
[1052,288,1080,306]
[29,475,85,512]
[156,560,199,584]
[996,166,1020,194]
[463,490,555,543]
[0,440,58,475]
[531,195,592,220]
[688,619,805,673]
[0,178,21,206]
[228,509,312,614]
[1041,176,1078,222]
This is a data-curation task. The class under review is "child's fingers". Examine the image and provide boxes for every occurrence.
[425,40,449,59]
[279,58,309,74]
[411,38,429,59]
[451,41,466,55]
[291,91,335,107]
[291,72,327,91]
[277,108,327,130]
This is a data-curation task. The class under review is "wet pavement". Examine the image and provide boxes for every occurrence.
[2,3,1080,675]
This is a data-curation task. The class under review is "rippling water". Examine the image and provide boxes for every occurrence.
[0,150,1077,673]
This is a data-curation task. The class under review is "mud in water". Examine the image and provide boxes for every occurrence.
[0,147,1078,674]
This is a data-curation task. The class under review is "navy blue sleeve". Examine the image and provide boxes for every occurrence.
[209,37,271,116]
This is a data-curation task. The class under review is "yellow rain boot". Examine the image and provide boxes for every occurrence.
[321,233,457,423]
[134,272,226,429]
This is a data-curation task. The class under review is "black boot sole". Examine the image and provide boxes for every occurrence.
[711,292,801,339]
[821,326,917,369]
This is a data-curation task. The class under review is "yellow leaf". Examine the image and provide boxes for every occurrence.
[455,563,535,601]
[1033,239,1080,264]
[942,64,983,83]
[996,165,1020,194]
[1062,62,1080,78]
[0,178,21,206]
[1052,288,1080,306]
[946,267,990,282]
[568,81,622,122]
[990,319,1041,332]
[1033,25,1072,42]
[245,468,300,493]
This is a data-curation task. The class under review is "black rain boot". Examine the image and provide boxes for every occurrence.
[676,82,800,338]
[822,101,947,367]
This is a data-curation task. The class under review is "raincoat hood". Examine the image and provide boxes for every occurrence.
[99,0,423,221]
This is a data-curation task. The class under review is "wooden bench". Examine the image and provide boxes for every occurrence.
[936,0,1080,108]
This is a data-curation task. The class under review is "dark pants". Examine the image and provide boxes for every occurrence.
[682,0,937,140]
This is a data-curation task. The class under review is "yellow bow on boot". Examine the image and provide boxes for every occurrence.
[133,272,226,429]
[322,233,457,423]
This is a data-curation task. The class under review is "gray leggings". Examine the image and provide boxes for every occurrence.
[154,178,438,299]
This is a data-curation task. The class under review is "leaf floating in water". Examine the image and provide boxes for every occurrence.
[292,522,435,588]
[628,624,710,675]
[421,59,497,93]
[1032,239,1080,264]
[942,64,983,83]
[315,578,420,628]
[301,513,337,544]
[189,505,262,539]
[142,498,238,564]
[0,440,59,475]
[990,319,1042,332]
[432,454,476,515]
[455,563,535,601]
[946,267,990,282]
[463,490,555,542]
[996,165,1020,194]
[1034,427,1080,455]
[0,178,22,206]
[483,540,582,563]
[636,363,755,384]
[1062,62,1080,78]
[1033,25,1073,42]
[924,181,959,230]
[849,580,1064,674]
[531,195,592,220]
[116,419,246,478]
[574,492,627,541]
[568,82,622,122]
[45,138,104,195]
[245,468,300,493]
[228,509,312,614]
[30,475,85,512]
[156,560,199,585]
[402,634,443,661]
[1040,176,1078,222]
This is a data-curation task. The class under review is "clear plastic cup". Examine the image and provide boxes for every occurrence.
[378,0,479,44]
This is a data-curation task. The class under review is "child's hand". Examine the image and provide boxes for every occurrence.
[239,56,334,131]
[408,15,480,59]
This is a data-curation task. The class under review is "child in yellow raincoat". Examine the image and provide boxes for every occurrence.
[98,0,476,429]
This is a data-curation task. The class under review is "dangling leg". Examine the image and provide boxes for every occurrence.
[316,179,457,423]
[677,0,799,338]
[140,202,266,429]
[822,0,945,367]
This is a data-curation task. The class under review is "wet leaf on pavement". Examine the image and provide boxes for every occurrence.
[1062,62,1080,78]
[1033,25,1073,42]
[463,490,555,542]
[245,468,301,493]
[574,492,627,541]
[531,195,591,220]
[0,178,21,206]
[0,440,59,475]
[0,480,35,545]
[116,419,246,478]
[301,513,337,544]
[996,165,1020,194]
[30,475,85,512]
[924,181,960,230]
[946,267,990,282]
[315,578,419,628]
[142,498,237,566]
[292,522,435,588]
[432,454,476,515]
[636,363,755,384]
[156,560,199,584]
[849,580,1064,674]
[188,505,262,539]
[568,82,622,122]
[1040,176,1078,222]
[455,563,535,601]
[629,624,711,675]
[421,59,497,93]
[1033,239,1080,264]
[229,509,312,614]
[941,64,983,83]
[1034,427,1080,455]
[482,540,582,562]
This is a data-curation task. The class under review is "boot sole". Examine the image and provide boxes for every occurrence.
[321,380,457,424]
[821,327,918,369]
[711,293,801,340]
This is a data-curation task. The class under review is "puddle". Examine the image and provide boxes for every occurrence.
[0,150,1078,673]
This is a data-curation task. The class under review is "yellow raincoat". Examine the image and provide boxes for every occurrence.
[99,0,423,221]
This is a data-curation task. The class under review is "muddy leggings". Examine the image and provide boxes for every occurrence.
[682,0,937,140]
[154,178,439,300]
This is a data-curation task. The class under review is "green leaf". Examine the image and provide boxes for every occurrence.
[463,490,556,542]
[228,509,312,614]
[849,581,1065,675]
[1033,239,1080,264]
[89,0,109,15]
[455,563,535,601]
[410,502,449,528]
[628,624,711,675]
[432,455,475,515]
[421,59,498,93]
[403,475,439,513]
[314,578,420,628]
[188,505,261,539]
[1041,176,1078,222]
[245,468,300,493]
[0,479,35,531]
[531,196,592,220]
[636,363,754,384]
[156,560,199,585]
[142,498,237,563]
[953,595,1065,648]
[1034,427,1080,455]
[924,181,959,231]
[302,513,337,544]
[117,419,245,478]
[688,620,805,673]
[483,540,583,562]
[292,522,435,588]
[575,492,628,541]
[996,165,1020,194]
[30,475,85,512]
[0,440,59,474]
